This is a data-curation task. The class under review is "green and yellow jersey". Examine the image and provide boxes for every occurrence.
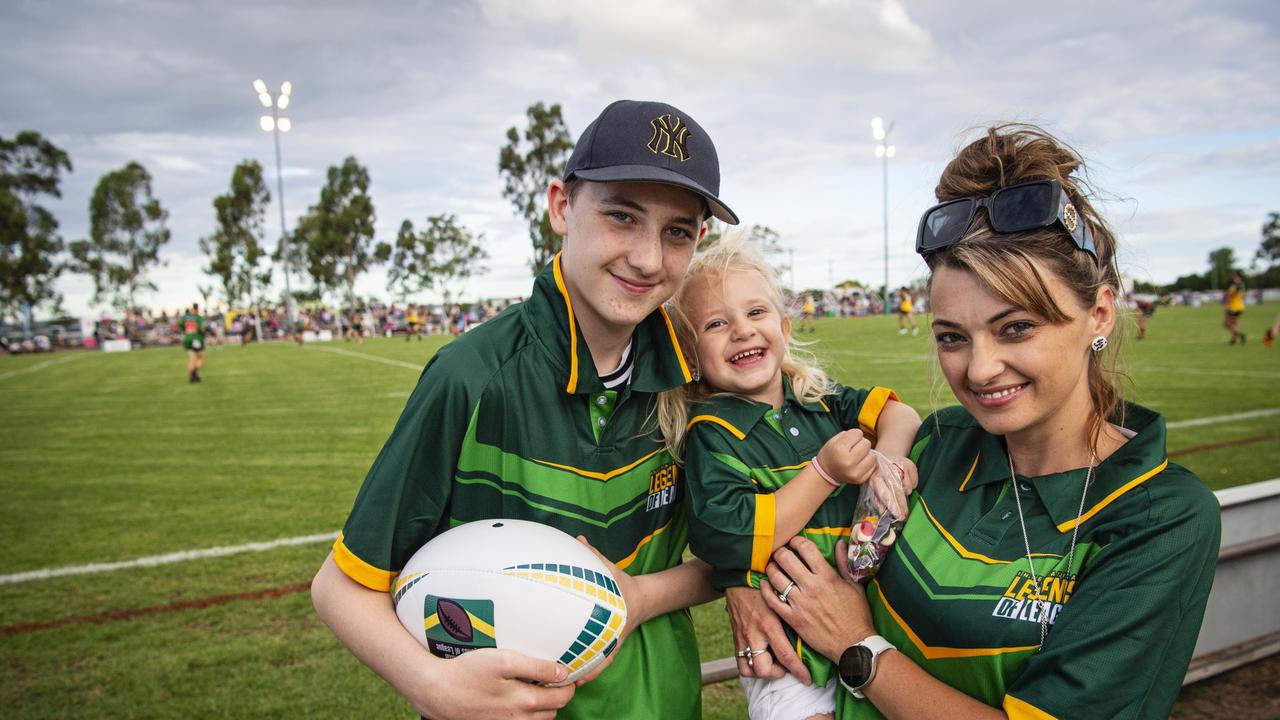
[1225,284,1245,313]
[683,381,899,687]
[335,254,700,719]
[181,312,204,350]
[841,404,1219,720]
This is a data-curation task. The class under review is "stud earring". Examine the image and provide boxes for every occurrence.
[1091,336,1108,352]
[691,369,701,382]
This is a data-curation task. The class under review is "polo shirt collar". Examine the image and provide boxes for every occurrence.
[692,378,830,437]
[960,403,1170,533]
[524,253,693,396]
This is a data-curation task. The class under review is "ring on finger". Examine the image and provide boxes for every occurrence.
[778,580,797,604]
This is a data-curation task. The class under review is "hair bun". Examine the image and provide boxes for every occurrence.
[936,124,1082,202]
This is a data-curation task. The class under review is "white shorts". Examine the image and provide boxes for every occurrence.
[740,673,836,720]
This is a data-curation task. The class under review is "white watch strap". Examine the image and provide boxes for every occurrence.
[851,634,894,699]
[861,634,894,658]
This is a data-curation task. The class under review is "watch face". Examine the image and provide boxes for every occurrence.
[839,645,874,689]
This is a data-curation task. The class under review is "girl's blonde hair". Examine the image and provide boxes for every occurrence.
[657,236,834,459]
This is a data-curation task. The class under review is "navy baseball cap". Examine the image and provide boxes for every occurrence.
[564,100,738,225]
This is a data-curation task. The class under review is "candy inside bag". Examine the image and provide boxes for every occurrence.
[846,450,910,583]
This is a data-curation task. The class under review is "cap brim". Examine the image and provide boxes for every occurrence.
[570,164,739,225]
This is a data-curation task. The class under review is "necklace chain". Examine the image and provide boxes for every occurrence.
[1009,451,1095,648]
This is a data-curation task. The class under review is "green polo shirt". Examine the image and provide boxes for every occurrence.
[181,312,203,349]
[335,253,700,719]
[841,403,1219,720]
[683,381,899,687]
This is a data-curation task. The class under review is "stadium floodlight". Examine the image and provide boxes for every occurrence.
[872,117,896,315]
[252,78,297,327]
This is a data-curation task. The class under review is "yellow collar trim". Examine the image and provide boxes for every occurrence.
[1056,459,1169,533]
[551,253,579,394]
[958,453,981,492]
[686,414,747,441]
[658,306,693,384]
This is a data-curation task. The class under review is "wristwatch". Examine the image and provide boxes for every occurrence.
[838,634,894,698]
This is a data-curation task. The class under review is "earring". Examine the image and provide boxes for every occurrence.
[1091,336,1108,352]
[691,369,701,382]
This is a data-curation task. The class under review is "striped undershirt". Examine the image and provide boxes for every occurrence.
[600,339,634,390]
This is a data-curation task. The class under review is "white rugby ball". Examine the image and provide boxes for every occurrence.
[391,519,628,684]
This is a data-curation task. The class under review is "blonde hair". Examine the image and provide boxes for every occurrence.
[656,237,834,459]
[925,124,1129,446]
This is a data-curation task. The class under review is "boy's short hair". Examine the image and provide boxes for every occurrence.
[564,100,737,225]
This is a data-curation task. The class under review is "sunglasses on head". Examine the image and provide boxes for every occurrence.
[914,179,1097,263]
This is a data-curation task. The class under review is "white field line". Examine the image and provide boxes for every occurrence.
[1167,408,1280,430]
[2,410,1274,586]
[0,532,338,585]
[306,344,422,371]
[1138,365,1280,380]
[0,352,88,381]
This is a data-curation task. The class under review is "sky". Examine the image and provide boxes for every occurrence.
[3,0,1278,317]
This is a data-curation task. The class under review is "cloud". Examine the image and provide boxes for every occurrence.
[1115,202,1263,283]
[478,0,939,73]
[2,0,1277,316]
[1129,140,1280,185]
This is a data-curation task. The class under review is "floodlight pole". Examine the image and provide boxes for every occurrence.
[255,79,296,329]
[271,106,295,328]
[881,151,889,315]
[872,118,896,316]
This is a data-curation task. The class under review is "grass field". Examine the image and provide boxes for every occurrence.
[1,302,1277,718]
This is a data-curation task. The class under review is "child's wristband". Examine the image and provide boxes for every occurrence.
[811,455,840,487]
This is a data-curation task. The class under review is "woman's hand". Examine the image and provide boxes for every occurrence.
[760,537,876,662]
[884,455,919,494]
[724,586,812,684]
[865,452,915,518]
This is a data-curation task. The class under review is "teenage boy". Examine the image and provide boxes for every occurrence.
[312,100,737,719]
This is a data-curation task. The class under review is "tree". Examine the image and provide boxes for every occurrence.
[199,160,272,339]
[0,131,73,326]
[277,212,316,296]
[1256,212,1280,269]
[196,283,214,312]
[498,102,574,274]
[1169,272,1209,292]
[69,161,170,317]
[388,214,489,305]
[1206,246,1240,291]
[299,157,388,330]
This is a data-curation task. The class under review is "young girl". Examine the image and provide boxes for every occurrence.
[660,240,921,720]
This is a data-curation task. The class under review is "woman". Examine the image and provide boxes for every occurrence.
[744,125,1220,719]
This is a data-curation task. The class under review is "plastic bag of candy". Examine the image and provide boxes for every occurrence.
[846,450,910,583]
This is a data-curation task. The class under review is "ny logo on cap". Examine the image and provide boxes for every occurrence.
[647,114,690,162]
